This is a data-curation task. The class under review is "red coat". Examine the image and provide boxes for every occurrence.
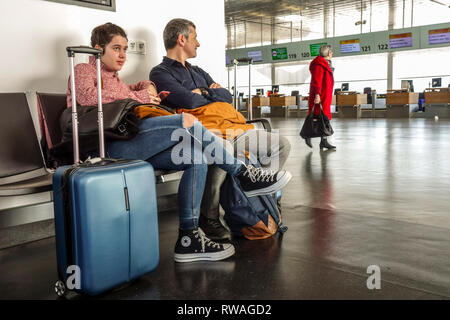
[308,56,334,120]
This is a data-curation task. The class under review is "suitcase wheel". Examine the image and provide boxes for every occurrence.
[54,280,66,297]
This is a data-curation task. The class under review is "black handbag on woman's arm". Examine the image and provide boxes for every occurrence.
[300,103,334,138]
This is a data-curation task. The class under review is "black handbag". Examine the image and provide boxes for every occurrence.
[300,103,334,138]
[51,99,142,162]
[60,98,141,141]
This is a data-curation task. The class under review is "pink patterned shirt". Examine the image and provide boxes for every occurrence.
[67,56,156,107]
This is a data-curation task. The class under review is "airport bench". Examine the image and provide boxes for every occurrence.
[0,93,54,232]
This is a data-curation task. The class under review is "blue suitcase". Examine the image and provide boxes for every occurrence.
[53,47,159,297]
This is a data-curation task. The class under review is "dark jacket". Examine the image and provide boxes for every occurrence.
[149,56,232,109]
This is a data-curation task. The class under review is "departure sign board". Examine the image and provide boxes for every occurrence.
[226,23,450,66]
[310,43,327,56]
[271,48,288,60]
[389,32,413,48]
[248,50,263,62]
[429,28,450,45]
[340,39,361,53]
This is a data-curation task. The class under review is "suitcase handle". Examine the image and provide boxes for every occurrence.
[67,46,102,57]
[67,46,105,164]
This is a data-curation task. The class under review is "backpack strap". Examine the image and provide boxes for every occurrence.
[278,222,288,234]
[259,194,288,234]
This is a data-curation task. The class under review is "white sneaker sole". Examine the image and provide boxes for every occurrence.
[174,244,235,263]
[243,171,292,197]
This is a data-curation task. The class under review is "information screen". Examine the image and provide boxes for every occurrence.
[226,54,230,65]
[340,39,361,53]
[271,48,288,60]
[428,28,450,45]
[389,33,413,49]
[248,50,263,62]
[310,43,327,56]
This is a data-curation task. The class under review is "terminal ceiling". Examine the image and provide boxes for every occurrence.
[225,0,449,24]
[225,0,450,46]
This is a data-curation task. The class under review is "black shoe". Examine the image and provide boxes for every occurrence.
[174,228,235,263]
[199,216,232,241]
[304,137,313,148]
[236,164,292,197]
[320,138,336,150]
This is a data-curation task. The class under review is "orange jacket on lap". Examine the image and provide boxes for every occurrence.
[177,102,254,140]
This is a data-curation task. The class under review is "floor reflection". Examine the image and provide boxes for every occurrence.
[173,260,236,297]
[304,150,336,258]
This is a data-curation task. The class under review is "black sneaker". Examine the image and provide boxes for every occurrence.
[236,164,292,197]
[199,215,232,241]
[174,228,235,263]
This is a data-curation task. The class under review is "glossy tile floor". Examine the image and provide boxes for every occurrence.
[1,118,449,300]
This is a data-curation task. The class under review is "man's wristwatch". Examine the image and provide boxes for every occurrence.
[200,87,209,97]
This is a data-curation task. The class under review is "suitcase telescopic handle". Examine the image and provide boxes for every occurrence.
[67,46,102,57]
[67,46,105,164]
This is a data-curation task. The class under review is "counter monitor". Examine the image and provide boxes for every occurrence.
[340,39,361,53]
[248,50,263,62]
[428,28,450,45]
[432,78,442,87]
[389,32,413,49]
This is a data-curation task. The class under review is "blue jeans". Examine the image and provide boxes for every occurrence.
[106,114,243,230]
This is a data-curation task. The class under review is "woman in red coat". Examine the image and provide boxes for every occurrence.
[304,44,336,150]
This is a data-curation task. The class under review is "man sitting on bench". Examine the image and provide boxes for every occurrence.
[150,18,291,241]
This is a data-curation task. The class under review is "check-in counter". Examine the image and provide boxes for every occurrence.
[386,90,419,118]
[268,96,297,117]
[246,96,270,118]
[336,91,367,119]
[252,96,270,106]
[425,88,450,104]
[423,88,450,119]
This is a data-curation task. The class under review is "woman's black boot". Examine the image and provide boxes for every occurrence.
[320,137,336,150]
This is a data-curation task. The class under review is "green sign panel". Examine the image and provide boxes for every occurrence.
[309,43,327,56]
[271,47,288,60]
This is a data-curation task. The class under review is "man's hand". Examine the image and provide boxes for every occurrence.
[182,113,198,128]
[314,94,321,104]
[209,83,222,89]
[192,88,202,95]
